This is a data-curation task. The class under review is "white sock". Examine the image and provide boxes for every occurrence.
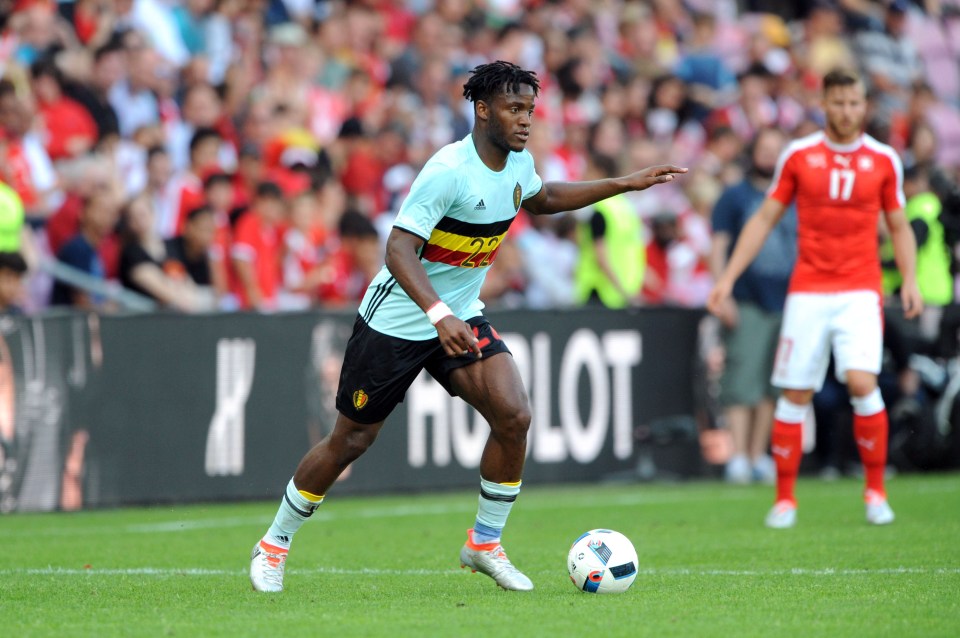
[473,478,521,544]
[263,479,324,549]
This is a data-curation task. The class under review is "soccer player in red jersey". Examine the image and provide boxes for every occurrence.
[708,68,923,528]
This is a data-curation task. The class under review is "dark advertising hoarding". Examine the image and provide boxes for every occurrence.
[0,307,704,512]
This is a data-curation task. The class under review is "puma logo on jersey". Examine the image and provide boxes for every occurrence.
[474,199,486,210]
[833,154,852,168]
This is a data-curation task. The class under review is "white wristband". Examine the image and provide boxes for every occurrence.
[426,301,453,325]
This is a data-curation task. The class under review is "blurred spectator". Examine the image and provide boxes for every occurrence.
[315,209,381,307]
[645,73,704,167]
[64,39,123,142]
[550,72,592,181]
[697,126,745,186]
[889,82,937,158]
[588,114,629,165]
[61,0,120,49]
[335,116,387,216]
[0,77,62,223]
[168,82,239,172]
[574,154,645,308]
[118,193,202,312]
[113,0,190,68]
[8,0,63,67]
[230,181,285,311]
[709,127,795,483]
[163,127,223,239]
[707,64,778,143]
[108,34,161,138]
[881,164,952,306]
[200,171,234,300]
[675,12,738,119]
[680,173,720,264]
[45,155,120,272]
[232,142,266,209]
[854,0,924,113]
[279,190,325,310]
[30,58,98,161]
[173,0,217,62]
[641,210,711,307]
[50,188,120,309]
[143,145,175,236]
[0,251,27,314]
[164,205,218,311]
[165,205,215,284]
[516,212,578,309]
[389,12,448,92]
[798,1,857,78]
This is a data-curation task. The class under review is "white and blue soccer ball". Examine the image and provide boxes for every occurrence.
[567,529,638,594]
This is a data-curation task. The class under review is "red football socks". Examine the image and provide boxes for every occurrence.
[771,420,803,504]
[854,409,889,497]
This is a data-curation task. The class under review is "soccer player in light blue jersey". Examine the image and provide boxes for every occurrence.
[251,61,686,592]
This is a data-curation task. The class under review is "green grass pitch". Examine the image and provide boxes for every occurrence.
[3,474,959,637]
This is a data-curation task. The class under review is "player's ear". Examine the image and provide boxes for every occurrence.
[475,99,489,122]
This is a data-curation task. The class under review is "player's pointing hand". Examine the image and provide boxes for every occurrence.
[627,165,688,191]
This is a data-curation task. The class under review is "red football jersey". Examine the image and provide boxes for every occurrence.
[767,132,905,294]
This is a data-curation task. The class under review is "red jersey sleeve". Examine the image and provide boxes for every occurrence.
[767,147,798,206]
[880,152,906,213]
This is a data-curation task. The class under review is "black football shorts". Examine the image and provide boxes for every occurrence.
[334,314,511,424]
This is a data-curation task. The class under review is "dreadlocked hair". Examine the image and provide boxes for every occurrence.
[462,61,540,104]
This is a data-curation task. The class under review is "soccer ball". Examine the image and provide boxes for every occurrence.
[567,529,638,594]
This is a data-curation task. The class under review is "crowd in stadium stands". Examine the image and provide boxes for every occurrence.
[0,0,958,317]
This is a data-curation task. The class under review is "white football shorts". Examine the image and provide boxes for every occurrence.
[771,290,883,391]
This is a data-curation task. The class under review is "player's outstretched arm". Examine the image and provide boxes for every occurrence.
[706,197,787,316]
[384,228,482,357]
[523,165,688,216]
[885,208,924,319]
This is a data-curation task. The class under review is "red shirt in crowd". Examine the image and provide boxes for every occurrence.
[230,211,280,309]
[37,97,98,161]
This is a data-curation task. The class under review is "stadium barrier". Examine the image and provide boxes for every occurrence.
[0,307,705,512]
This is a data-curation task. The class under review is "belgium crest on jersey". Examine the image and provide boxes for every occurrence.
[513,182,522,211]
[352,389,369,410]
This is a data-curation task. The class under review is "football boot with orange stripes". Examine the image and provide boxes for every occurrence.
[459,529,533,591]
[250,540,288,592]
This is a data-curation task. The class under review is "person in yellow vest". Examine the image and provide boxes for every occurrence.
[0,181,24,253]
[881,164,952,305]
[575,154,645,307]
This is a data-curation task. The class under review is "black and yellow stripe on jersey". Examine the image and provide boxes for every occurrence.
[419,215,516,268]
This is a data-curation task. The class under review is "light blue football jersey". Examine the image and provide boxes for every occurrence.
[358,134,543,340]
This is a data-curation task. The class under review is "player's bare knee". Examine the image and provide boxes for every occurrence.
[847,379,877,398]
[491,405,531,443]
[334,427,377,465]
[781,388,814,405]
[845,369,878,398]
